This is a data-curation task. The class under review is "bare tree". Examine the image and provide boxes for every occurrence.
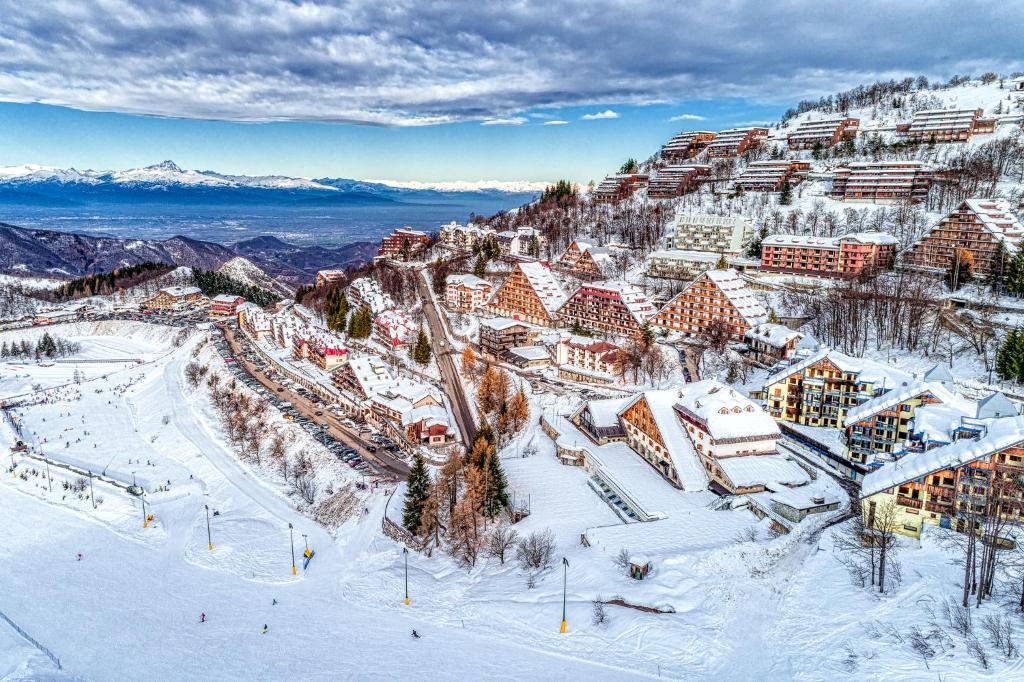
[516,528,555,572]
[486,524,520,565]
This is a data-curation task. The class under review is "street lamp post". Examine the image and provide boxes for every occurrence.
[289,523,297,576]
[89,470,96,509]
[403,547,410,605]
[45,461,51,493]
[205,504,213,550]
[141,495,148,528]
[560,557,569,633]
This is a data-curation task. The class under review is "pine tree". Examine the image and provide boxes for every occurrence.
[715,253,728,269]
[768,308,781,324]
[412,327,432,366]
[483,447,509,518]
[778,179,793,205]
[0,342,8,358]
[473,255,487,278]
[402,454,431,533]
[1005,249,1024,297]
[639,323,654,349]
[746,226,768,259]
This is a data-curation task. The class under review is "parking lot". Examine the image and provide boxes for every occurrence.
[210,324,411,480]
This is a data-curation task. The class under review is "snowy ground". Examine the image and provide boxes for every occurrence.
[4,321,1024,680]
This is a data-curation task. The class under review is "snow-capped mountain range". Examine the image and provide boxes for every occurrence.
[0,160,549,194]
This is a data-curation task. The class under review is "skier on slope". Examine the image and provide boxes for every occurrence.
[261,624,268,634]
[200,613,206,623]
[411,630,420,639]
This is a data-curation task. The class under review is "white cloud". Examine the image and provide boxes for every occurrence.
[669,113,706,121]
[0,2,1019,126]
[481,117,528,126]
[581,110,619,120]
[542,120,569,125]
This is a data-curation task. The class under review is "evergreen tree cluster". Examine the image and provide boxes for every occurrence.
[996,329,1024,383]
[540,179,577,202]
[324,287,350,333]
[1,332,80,360]
[294,284,313,304]
[192,269,280,307]
[346,305,373,339]
[55,262,173,300]
[410,327,432,366]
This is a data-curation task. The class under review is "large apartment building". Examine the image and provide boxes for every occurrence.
[861,414,1024,538]
[650,269,768,342]
[438,222,496,252]
[666,212,753,254]
[557,280,655,339]
[478,318,534,358]
[735,160,811,192]
[445,274,493,312]
[760,349,912,431]
[902,199,1024,276]
[830,161,933,204]
[554,240,625,281]
[786,117,859,150]
[760,232,897,278]
[376,228,431,261]
[704,127,769,158]
[142,286,205,311]
[592,173,649,203]
[645,250,757,281]
[903,108,994,143]
[659,131,716,163]
[483,261,567,326]
[646,164,710,199]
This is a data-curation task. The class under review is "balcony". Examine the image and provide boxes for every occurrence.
[897,495,923,509]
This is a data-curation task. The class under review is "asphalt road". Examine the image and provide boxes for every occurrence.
[218,325,411,480]
[415,273,477,447]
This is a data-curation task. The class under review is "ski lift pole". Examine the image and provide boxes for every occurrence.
[205,504,213,550]
[560,557,569,633]
[403,547,410,605]
[289,523,297,576]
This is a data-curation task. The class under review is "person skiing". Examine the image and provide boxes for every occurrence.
[75,553,83,561]
[200,613,206,623]
[272,599,277,606]
[411,630,420,639]
[261,624,268,634]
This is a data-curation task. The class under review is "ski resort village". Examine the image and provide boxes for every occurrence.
[4,74,1024,680]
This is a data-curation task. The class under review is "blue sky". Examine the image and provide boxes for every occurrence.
[0,1,1020,184]
[0,99,781,184]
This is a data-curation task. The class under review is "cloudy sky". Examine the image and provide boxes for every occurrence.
[0,0,1021,183]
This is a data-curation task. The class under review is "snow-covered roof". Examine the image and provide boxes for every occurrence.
[862,415,1024,498]
[583,396,634,429]
[346,355,396,396]
[762,232,897,249]
[703,269,769,327]
[770,486,841,511]
[446,273,491,290]
[516,261,568,315]
[976,391,1020,419]
[160,286,202,297]
[674,379,780,442]
[211,293,243,303]
[765,347,912,388]
[718,454,809,489]
[627,390,708,491]
[843,379,963,427]
[568,280,655,324]
[744,323,802,349]
[507,346,551,361]
[348,277,395,315]
[960,199,1024,254]
[480,316,528,332]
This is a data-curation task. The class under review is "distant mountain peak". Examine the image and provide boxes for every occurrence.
[148,160,183,173]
